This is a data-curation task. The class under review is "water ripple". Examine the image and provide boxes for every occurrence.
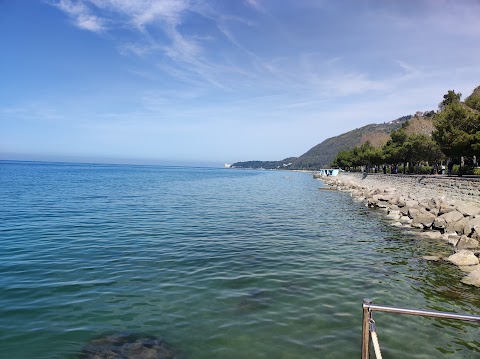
[0,162,478,358]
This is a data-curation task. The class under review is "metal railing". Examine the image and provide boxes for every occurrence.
[361,298,480,359]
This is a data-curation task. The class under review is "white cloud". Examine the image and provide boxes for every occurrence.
[88,0,190,29]
[52,0,106,32]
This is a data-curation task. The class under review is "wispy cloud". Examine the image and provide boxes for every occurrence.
[1,103,64,122]
[51,0,106,32]
[89,0,190,29]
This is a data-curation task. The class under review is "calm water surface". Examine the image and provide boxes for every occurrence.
[0,161,479,358]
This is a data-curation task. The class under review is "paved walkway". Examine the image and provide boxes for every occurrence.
[336,172,480,204]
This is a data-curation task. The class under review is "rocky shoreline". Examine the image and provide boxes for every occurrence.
[317,172,480,288]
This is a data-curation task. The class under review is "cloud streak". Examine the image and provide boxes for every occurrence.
[52,0,106,32]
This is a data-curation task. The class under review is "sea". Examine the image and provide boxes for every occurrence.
[0,160,479,359]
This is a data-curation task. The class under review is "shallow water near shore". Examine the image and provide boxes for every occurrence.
[1,161,479,359]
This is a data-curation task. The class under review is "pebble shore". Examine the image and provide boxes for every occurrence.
[317,172,480,288]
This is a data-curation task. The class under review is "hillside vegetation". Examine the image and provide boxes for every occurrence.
[331,87,480,175]
[232,115,418,169]
[233,85,479,171]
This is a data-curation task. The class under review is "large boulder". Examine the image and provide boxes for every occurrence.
[433,217,447,229]
[446,217,469,235]
[456,202,480,217]
[456,236,479,250]
[461,267,480,287]
[419,231,443,240]
[411,209,436,229]
[427,198,443,210]
[472,226,480,240]
[386,210,401,220]
[408,207,420,219]
[446,250,479,266]
[447,234,461,246]
[438,203,456,215]
[439,210,464,224]
[464,217,480,237]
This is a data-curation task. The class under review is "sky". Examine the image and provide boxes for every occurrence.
[1,0,480,166]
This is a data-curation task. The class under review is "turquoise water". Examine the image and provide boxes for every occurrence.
[0,161,478,359]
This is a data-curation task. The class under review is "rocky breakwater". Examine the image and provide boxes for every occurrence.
[319,174,480,288]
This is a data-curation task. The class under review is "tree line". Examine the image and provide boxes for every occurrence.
[331,87,480,175]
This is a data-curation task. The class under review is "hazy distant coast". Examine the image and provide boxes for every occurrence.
[318,172,480,287]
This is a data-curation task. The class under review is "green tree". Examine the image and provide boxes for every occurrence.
[465,86,480,111]
[439,90,462,110]
[331,149,354,169]
[432,97,478,159]
[383,128,408,166]
[404,133,444,170]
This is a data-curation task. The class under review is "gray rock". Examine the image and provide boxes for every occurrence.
[411,209,436,229]
[408,207,420,219]
[439,210,464,224]
[427,198,442,210]
[456,236,479,250]
[400,215,412,223]
[447,234,461,246]
[387,210,401,220]
[446,250,479,266]
[461,267,480,287]
[388,196,400,206]
[456,202,480,217]
[388,205,400,212]
[459,264,480,273]
[422,255,441,261]
[446,217,468,235]
[472,226,480,240]
[438,204,455,215]
[419,231,444,240]
[433,217,447,229]
[464,217,480,237]
[405,199,419,209]
[377,201,390,208]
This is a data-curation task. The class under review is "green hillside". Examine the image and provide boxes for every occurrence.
[232,115,413,170]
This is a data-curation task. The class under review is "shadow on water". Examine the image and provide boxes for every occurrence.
[74,331,179,359]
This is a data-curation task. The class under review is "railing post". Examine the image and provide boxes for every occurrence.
[362,298,372,359]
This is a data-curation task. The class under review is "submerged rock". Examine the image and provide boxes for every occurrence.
[79,332,177,359]
[236,289,270,313]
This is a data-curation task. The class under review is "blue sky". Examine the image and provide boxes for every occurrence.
[1,0,480,165]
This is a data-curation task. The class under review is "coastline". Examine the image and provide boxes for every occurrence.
[317,172,480,288]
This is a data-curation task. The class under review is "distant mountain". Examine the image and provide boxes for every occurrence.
[232,113,435,170]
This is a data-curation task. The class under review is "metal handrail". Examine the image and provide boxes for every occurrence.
[361,299,480,359]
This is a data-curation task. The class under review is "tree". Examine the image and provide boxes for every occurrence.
[465,86,480,111]
[432,96,479,159]
[404,133,443,165]
[331,149,354,169]
[439,90,461,110]
[383,128,408,166]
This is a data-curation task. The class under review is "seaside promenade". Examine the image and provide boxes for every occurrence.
[334,172,480,204]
